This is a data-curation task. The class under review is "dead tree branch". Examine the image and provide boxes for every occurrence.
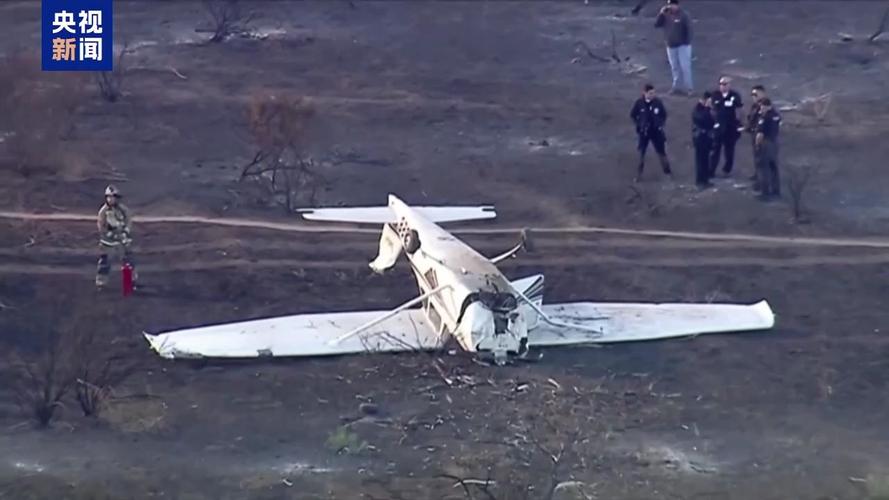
[73,334,142,417]
[869,3,889,43]
[6,304,144,426]
[238,151,264,180]
[94,41,131,102]
[573,32,643,74]
[573,41,611,63]
[439,474,477,500]
[241,94,322,212]
[7,330,76,428]
[626,184,673,217]
[610,29,623,62]
[200,0,255,42]
[438,473,498,500]
[785,164,817,224]
[527,428,581,500]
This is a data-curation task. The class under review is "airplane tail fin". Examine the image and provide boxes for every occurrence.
[369,223,403,273]
[297,194,496,224]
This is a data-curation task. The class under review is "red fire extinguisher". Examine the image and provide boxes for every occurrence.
[121,262,134,297]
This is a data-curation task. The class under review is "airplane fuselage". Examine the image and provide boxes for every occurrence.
[371,196,529,362]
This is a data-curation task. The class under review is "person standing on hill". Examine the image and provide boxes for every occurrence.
[745,85,768,189]
[654,0,693,96]
[630,83,673,182]
[710,76,744,177]
[96,185,138,289]
[692,91,716,188]
[754,98,782,201]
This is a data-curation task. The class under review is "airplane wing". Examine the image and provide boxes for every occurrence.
[528,300,775,346]
[144,309,440,359]
[297,205,495,224]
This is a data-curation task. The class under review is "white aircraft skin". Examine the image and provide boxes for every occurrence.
[368,195,533,363]
[143,194,775,365]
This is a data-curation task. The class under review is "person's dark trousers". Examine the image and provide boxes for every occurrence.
[694,136,712,185]
[756,141,781,197]
[710,127,738,176]
[636,129,671,179]
[750,135,761,190]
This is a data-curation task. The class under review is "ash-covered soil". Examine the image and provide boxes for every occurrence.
[2,1,889,499]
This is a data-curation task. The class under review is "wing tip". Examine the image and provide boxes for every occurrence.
[143,332,173,358]
[752,300,776,328]
[143,331,157,347]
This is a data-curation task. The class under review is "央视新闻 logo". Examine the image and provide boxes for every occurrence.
[42,0,113,71]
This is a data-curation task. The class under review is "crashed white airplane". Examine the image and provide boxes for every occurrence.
[144,194,775,365]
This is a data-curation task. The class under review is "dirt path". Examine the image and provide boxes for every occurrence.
[1,251,887,277]
[3,211,889,249]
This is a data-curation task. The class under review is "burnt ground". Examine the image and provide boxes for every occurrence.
[2,1,889,499]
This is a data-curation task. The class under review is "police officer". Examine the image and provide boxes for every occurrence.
[745,85,768,189]
[710,76,744,177]
[754,98,781,201]
[630,83,672,182]
[96,185,137,288]
[691,91,715,188]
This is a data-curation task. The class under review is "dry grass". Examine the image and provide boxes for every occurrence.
[100,397,168,433]
[0,51,89,177]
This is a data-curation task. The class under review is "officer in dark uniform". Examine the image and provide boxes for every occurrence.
[630,83,672,182]
[709,76,744,177]
[754,98,781,200]
[745,85,767,189]
[691,91,715,188]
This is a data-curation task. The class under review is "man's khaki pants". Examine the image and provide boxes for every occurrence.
[96,240,136,287]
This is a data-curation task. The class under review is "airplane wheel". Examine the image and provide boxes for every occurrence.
[404,229,421,254]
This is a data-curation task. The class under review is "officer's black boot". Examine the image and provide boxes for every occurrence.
[635,154,644,183]
[752,160,762,192]
[708,146,720,180]
[722,135,737,176]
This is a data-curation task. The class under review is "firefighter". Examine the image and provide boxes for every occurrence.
[630,83,672,182]
[709,76,744,177]
[745,84,768,190]
[692,91,715,188]
[754,98,782,201]
[96,185,137,289]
